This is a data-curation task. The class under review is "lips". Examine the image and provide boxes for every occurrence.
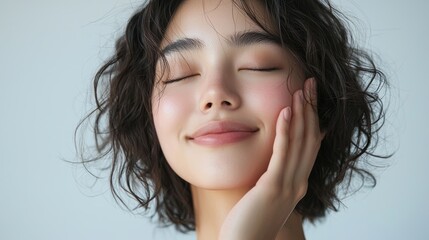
[187,121,259,146]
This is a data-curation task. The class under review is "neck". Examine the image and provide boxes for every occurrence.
[191,186,305,240]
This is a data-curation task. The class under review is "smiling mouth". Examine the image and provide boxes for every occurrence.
[187,121,259,146]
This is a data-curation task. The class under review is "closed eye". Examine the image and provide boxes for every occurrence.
[164,68,279,84]
[241,67,280,72]
[163,74,199,84]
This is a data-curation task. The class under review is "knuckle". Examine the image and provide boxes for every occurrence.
[291,126,304,141]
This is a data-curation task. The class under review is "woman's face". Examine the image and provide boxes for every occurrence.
[152,0,304,190]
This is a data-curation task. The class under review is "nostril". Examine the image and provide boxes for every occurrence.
[202,100,234,111]
[222,101,231,106]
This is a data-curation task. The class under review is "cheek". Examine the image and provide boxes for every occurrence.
[151,91,194,186]
[245,80,293,119]
[152,90,193,148]
[243,80,293,160]
[244,80,293,167]
[154,96,186,122]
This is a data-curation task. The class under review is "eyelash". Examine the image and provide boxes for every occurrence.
[243,67,279,72]
[163,68,279,84]
[164,74,199,84]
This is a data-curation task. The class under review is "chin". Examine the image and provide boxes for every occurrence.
[173,153,271,190]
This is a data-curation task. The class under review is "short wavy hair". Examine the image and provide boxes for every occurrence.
[76,0,389,232]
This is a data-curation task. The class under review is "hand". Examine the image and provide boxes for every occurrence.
[219,78,324,240]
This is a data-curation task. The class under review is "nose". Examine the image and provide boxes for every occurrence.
[199,73,241,113]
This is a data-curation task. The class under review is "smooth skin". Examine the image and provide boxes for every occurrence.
[219,78,324,240]
[151,0,324,239]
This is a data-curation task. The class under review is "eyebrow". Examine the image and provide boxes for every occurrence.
[161,31,280,56]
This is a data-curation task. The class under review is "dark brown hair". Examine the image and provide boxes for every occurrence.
[76,0,389,232]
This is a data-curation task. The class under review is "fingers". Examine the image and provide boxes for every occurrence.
[266,107,291,175]
[265,78,323,196]
[297,78,322,179]
[304,78,320,139]
[282,89,306,179]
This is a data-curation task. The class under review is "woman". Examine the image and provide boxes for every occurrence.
[78,0,388,239]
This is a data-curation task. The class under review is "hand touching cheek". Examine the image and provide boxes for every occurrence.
[219,78,324,240]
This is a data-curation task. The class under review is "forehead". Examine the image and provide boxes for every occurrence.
[162,0,269,47]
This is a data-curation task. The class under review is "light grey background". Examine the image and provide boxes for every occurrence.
[1,0,427,239]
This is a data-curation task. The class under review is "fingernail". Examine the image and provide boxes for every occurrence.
[283,107,291,121]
